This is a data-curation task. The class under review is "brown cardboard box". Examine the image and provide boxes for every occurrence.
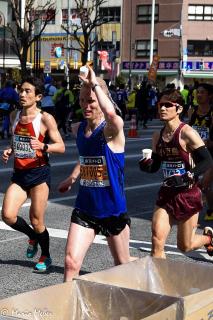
[0,256,212,319]
[81,256,213,319]
[0,279,182,320]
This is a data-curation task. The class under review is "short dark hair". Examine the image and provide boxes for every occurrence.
[197,83,213,95]
[61,80,68,88]
[20,77,44,96]
[159,88,184,106]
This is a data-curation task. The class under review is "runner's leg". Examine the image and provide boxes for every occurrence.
[64,222,95,282]
[177,213,211,251]
[1,183,36,239]
[151,206,172,258]
[107,224,131,265]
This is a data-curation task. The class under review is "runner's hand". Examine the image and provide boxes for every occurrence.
[2,148,13,163]
[30,136,43,150]
[58,177,76,193]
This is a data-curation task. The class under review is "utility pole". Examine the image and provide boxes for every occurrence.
[66,0,71,87]
[128,0,133,90]
[150,0,155,65]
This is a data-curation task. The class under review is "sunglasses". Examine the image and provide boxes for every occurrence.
[158,101,180,109]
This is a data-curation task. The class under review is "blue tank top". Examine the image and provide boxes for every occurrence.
[75,120,127,218]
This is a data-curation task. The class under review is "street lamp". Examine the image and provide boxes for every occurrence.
[66,0,71,87]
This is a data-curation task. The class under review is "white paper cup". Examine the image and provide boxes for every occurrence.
[142,148,152,159]
[79,65,88,77]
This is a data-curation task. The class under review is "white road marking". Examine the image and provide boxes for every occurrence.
[0,182,161,211]
[0,153,145,173]
[0,221,212,262]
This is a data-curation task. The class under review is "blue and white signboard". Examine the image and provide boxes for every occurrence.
[55,46,62,58]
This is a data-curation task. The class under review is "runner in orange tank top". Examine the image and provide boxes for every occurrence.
[1,77,65,272]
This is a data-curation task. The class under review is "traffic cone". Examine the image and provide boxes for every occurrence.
[127,114,138,138]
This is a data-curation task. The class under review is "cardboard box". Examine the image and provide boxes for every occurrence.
[0,279,182,320]
[81,256,213,319]
[0,256,212,319]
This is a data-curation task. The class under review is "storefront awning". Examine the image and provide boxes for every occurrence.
[121,69,179,76]
[183,71,213,79]
[0,58,32,69]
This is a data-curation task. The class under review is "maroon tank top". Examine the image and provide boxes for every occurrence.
[156,123,193,179]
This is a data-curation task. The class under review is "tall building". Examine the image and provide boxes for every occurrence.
[121,0,213,88]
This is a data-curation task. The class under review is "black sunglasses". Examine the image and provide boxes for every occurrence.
[158,101,180,109]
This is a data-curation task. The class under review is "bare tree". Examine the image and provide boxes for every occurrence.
[61,0,107,66]
[7,0,56,77]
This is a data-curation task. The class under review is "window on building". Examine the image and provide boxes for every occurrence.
[99,7,121,23]
[62,8,88,25]
[137,5,158,23]
[34,9,55,25]
[188,5,213,20]
[135,40,157,57]
[187,40,213,56]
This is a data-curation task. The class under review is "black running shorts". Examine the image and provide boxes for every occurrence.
[71,208,131,237]
[11,165,51,191]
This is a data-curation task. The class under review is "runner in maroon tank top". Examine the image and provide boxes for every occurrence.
[139,88,213,258]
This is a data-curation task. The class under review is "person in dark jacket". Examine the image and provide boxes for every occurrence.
[0,80,19,139]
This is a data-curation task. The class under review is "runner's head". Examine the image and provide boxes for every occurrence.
[197,83,213,106]
[19,77,44,108]
[80,78,122,117]
[158,88,184,121]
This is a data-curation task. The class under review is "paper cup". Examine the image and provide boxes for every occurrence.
[142,148,152,159]
[79,65,88,77]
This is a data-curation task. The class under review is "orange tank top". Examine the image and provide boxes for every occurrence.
[12,111,48,170]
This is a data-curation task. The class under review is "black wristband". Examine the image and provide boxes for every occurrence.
[92,83,99,91]
[43,143,49,152]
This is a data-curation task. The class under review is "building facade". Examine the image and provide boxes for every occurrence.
[34,0,122,82]
[121,0,213,88]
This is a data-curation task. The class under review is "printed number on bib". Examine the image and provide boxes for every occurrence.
[162,161,186,178]
[13,135,36,159]
[79,156,110,187]
[192,125,209,140]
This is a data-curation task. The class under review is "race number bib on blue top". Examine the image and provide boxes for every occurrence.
[79,156,110,187]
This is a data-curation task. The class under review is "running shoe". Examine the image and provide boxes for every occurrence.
[203,226,213,256]
[26,239,38,258]
[34,256,52,272]
[204,210,213,221]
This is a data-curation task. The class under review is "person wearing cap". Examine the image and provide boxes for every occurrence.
[58,65,132,282]
[41,76,57,117]
[139,88,213,258]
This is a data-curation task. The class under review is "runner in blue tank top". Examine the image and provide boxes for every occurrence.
[139,88,213,258]
[58,65,133,281]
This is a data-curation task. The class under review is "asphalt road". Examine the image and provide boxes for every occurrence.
[0,119,212,300]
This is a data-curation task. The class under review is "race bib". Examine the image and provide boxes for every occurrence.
[13,135,36,159]
[192,125,209,140]
[162,161,186,178]
[79,156,110,187]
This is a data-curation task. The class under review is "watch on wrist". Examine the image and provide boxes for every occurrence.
[43,143,49,152]
[91,83,99,91]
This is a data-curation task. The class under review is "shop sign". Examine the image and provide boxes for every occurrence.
[122,61,179,70]
[181,61,213,70]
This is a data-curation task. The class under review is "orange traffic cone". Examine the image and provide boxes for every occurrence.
[127,114,138,138]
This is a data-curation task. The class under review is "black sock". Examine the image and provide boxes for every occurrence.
[10,216,37,240]
[36,228,50,258]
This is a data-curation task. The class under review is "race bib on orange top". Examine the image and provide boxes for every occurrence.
[13,134,36,159]
[79,156,110,187]
[162,161,186,178]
